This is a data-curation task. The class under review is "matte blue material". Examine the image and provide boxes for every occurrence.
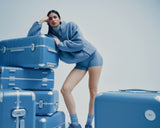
[0,35,59,69]
[0,89,36,128]
[0,66,54,90]
[34,90,59,116]
[28,21,96,64]
[74,50,103,71]
[95,90,160,128]
[36,111,65,128]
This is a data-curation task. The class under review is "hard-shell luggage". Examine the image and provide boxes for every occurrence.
[36,111,65,128]
[0,89,36,128]
[0,35,59,69]
[95,89,160,128]
[34,90,59,116]
[0,66,54,90]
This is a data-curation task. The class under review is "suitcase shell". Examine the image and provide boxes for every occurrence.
[36,111,65,128]
[0,35,59,69]
[34,90,59,116]
[0,66,54,90]
[0,89,36,128]
[95,89,160,128]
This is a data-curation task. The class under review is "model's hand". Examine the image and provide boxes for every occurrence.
[38,16,49,24]
[52,37,60,46]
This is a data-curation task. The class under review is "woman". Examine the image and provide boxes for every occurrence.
[28,10,103,128]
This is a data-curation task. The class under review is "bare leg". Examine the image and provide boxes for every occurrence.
[88,66,102,115]
[61,68,87,115]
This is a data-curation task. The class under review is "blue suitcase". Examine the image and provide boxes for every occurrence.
[0,35,59,69]
[0,66,54,90]
[34,90,59,116]
[0,89,36,128]
[95,89,160,128]
[36,111,65,128]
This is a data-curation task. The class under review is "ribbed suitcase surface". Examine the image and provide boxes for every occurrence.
[95,89,160,128]
[0,35,59,69]
[36,111,65,128]
[0,89,36,128]
[34,90,59,116]
[0,66,54,90]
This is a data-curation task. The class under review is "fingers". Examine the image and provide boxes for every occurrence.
[52,38,60,46]
[43,16,49,22]
[38,16,49,24]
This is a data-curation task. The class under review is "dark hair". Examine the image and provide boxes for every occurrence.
[47,10,61,19]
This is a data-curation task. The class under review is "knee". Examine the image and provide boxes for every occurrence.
[89,87,97,99]
[61,85,72,96]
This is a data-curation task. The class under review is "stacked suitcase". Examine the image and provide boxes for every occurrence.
[95,89,160,128]
[0,35,65,128]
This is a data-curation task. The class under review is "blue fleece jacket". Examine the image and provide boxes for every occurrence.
[27,21,96,63]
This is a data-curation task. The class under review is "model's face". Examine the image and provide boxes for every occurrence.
[48,12,61,27]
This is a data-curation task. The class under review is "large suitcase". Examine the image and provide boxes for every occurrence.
[0,66,54,90]
[34,90,59,116]
[0,35,59,69]
[0,89,36,128]
[95,89,160,128]
[36,111,65,128]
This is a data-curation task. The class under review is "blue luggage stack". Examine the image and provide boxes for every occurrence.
[0,35,65,128]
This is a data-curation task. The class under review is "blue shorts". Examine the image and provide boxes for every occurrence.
[74,51,103,71]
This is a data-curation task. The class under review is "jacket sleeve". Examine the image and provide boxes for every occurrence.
[57,22,84,52]
[27,21,42,36]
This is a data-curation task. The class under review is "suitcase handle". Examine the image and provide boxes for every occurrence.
[120,89,158,93]
[11,87,21,90]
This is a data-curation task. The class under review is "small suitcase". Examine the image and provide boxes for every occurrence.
[0,35,59,69]
[95,89,160,128]
[34,90,59,116]
[0,89,36,128]
[0,66,54,90]
[36,111,65,128]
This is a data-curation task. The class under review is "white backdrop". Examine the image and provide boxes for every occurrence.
[0,0,160,127]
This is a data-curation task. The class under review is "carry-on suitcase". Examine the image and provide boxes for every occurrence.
[0,35,59,69]
[95,89,160,128]
[34,90,59,116]
[36,111,65,128]
[0,66,54,90]
[0,88,36,128]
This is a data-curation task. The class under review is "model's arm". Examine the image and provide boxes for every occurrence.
[27,16,48,37]
[56,22,84,52]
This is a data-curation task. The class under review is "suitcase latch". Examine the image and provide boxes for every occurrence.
[3,46,6,54]
[12,109,26,117]
[31,43,35,51]
[9,76,15,81]
[0,67,4,73]
[42,78,48,82]
[39,100,44,108]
